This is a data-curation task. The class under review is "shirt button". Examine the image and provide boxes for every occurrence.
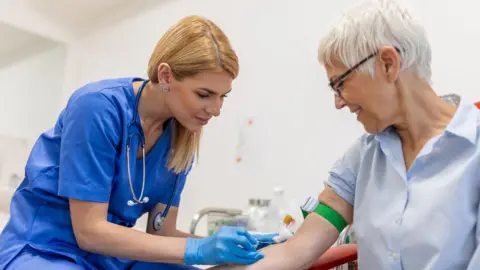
[391,252,399,260]
[395,216,402,225]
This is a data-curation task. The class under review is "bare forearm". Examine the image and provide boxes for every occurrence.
[171,230,203,239]
[210,214,340,270]
[146,226,202,239]
[78,221,187,264]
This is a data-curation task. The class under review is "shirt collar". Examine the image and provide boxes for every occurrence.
[443,96,478,145]
[375,95,478,145]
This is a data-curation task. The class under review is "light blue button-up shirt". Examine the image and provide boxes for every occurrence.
[326,96,480,269]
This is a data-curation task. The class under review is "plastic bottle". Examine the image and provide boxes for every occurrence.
[265,186,287,232]
[244,198,260,232]
[255,199,270,233]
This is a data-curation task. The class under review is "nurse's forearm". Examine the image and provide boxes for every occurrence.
[170,229,203,239]
[210,214,340,270]
[77,220,188,264]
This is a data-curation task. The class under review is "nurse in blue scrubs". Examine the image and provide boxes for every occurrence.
[0,15,274,269]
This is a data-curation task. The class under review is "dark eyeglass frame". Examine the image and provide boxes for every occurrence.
[328,47,401,97]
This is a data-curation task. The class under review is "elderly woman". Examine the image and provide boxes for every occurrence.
[211,0,480,269]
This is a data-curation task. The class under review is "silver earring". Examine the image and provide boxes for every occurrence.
[161,85,169,92]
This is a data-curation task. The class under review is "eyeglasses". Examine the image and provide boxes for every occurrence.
[328,47,401,97]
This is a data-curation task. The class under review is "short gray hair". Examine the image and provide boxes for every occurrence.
[318,0,432,83]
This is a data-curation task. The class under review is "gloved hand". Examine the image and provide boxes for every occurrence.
[251,233,280,250]
[184,226,264,265]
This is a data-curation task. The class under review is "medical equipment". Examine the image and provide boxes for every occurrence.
[152,177,179,231]
[253,228,293,248]
[315,203,348,233]
[301,196,347,232]
[282,214,294,226]
[253,214,294,249]
[253,227,293,249]
[126,79,178,230]
[126,79,150,206]
[272,225,294,243]
[244,198,270,232]
[301,196,319,218]
[265,186,287,232]
[189,207,244,236]
[273,214,294,243]
[153,209,167,231]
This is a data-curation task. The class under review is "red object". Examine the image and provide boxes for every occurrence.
[309,244,358,270]
[475,102,480,109]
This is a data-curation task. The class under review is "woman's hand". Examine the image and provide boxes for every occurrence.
[184,226,264,265]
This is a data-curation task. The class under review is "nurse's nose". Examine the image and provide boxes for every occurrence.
[208,107,220,117]
[334,95,347,110]
[206,99,222,117]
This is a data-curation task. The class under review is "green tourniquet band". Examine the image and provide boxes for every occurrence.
[313,203,348,233]
[301,208,309,219]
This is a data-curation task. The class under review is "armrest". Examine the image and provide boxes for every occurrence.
[308,244,357,270]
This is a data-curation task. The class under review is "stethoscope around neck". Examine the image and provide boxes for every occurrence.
[125,79,178,229]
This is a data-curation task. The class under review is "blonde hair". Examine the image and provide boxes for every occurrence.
[148,15,239,174]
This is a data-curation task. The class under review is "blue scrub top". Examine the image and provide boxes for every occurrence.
[0,77,189,269]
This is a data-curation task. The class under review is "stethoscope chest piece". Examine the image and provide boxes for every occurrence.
[153,211,166,231]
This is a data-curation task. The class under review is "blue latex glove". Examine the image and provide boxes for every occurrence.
[252,233,280,250]
[184,226,264,265]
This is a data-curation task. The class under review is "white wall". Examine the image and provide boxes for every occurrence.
[59,0,480,233]
[0,43,66,141]
[0,42,66,225]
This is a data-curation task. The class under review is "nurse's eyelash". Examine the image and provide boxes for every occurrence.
[196,91,228,99]
[197,92,210,98]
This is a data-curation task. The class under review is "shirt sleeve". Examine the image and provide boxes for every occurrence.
[58,92,120,203]
[325,136,364,206]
